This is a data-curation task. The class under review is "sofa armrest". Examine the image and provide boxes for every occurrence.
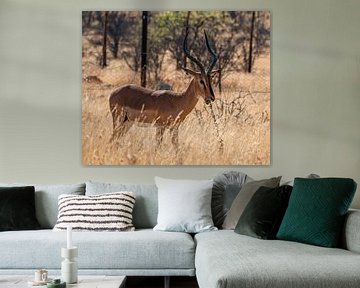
[342,209,360,253]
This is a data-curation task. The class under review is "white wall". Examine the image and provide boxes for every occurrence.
[0,0,359,207]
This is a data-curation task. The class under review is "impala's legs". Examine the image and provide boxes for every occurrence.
[111,121,132,141]
[156,127,165,145]
[170,126,182,163]
[170,126,179,148]
[110,108,132,142]
[155,126,179,147]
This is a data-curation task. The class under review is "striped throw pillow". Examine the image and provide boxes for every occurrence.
[53,192,136,231]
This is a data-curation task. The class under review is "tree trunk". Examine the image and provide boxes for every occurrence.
[113,39,119,58]
[102,11,108,68]
[248,11,256,73]
[86,12,92,27]
[183,11,191,68]
[218,46,223,93]
[141,11,148,87]
[218,68,223,93]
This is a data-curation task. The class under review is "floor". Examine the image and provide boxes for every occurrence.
[0,276,198,288]
[126,276,199,288]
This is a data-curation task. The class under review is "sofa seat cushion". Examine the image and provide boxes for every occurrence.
[0,229,195,270]
[195,230,360,288]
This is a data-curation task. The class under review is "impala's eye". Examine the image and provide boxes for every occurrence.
[200,80,205,86]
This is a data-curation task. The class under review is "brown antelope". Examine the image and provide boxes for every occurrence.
[109,31,218,146]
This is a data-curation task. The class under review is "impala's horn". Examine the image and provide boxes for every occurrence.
[183,32,205,73]
[204,31,218,75]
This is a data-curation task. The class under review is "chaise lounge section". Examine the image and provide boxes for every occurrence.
[195,217,360,288]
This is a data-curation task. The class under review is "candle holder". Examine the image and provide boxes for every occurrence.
[61,247,78,284]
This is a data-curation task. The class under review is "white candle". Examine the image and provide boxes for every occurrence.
[67,225,72,249]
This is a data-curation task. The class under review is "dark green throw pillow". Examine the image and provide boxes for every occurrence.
[277,178,357,247]
[0,186,41,231]
[235,185,292,239]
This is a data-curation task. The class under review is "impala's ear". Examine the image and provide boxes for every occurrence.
[181,67,201,76]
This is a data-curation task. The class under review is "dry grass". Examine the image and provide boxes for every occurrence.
[82,36,270,165]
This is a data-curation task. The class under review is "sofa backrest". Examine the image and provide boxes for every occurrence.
[86,181,158,229]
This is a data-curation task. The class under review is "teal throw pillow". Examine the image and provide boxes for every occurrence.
[277,178,357,247]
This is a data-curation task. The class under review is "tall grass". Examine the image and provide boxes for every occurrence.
[82,37,270,165]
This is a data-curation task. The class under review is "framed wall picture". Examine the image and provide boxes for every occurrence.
[82,11,270,165]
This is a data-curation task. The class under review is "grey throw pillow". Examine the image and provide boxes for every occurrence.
[222,176,281,230]
[212,171,252,228]
[153,177,217,233]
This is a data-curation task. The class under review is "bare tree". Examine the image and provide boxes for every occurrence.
[107,12,127,58]
[183,11,191,68]
[248,11,256,73]
[141,11,148,87]
[120,12,142,73]
[82,11,93,31]
[241,11,270,72]
[101,11,108,68]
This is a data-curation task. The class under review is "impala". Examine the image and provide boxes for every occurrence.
[109,31,218,146]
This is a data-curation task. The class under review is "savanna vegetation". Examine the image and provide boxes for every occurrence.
[82,11,270,165]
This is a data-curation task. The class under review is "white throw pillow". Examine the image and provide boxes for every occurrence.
[153,177,217,233]
[53,192,135,231]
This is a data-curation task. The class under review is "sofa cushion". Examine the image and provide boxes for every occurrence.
[0,186,40,231]
[277,178,357,247]
[153,177,216,233]
[212,171,251,228]
[0,183,86,229]
[53,192,136,231]
[86,182,157,229]
[0,229,195,271]
[195,230,360,288]
[234,185,292,239]
[222,176,281,229]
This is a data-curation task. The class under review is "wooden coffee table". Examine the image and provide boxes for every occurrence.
[0,275,126,288]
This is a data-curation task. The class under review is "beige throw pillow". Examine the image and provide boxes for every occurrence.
[222,176,281,230]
